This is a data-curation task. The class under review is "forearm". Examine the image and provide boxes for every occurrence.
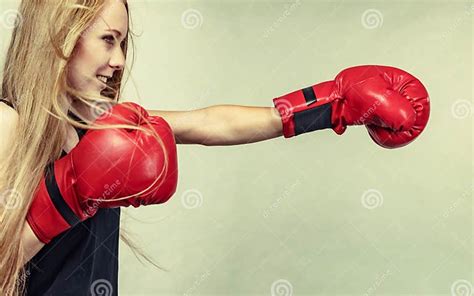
[149,105,283,146]
[199,105,283,146]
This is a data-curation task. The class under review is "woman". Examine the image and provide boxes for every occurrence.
[0,1,173,295]
[0,0,429,295]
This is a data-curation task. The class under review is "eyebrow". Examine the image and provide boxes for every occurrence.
[106,29,125,38]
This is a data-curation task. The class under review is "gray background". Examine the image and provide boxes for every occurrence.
[1,0,472,295]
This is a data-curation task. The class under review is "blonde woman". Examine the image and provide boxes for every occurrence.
[0,0,429,295]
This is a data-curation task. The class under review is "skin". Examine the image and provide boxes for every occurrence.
[67,0,128,100]
[64,0,129,151]
[21,0,282,265]
[63,0,282,150]
[21,0,132,265]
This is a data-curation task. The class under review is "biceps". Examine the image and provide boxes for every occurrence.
[147,109,207,143]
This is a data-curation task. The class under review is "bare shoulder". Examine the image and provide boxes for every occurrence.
[0,102,19,127]
[0,102,19,161]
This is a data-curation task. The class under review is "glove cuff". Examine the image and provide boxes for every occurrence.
[273,80,335,137]
[26,162,85,244]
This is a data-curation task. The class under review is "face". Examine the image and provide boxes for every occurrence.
[67,0,128,97]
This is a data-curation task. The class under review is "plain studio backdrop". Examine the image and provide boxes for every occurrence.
[1,0,472,295]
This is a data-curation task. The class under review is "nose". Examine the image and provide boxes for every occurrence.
[109,47,125,71]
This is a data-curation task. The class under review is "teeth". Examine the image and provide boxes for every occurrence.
[97,75,108,83]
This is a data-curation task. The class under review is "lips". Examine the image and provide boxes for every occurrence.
[96,75,109,83]
[96,75,110,89]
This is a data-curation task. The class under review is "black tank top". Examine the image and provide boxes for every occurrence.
[1,99,121,296]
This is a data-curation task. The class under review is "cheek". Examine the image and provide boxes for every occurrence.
[74,38,105,67]
[67,42,103,87]
[66,59,83,88]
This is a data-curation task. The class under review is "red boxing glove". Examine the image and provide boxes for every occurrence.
[273,65,430,148]
[86,110,178,208]
[27,102,178,243]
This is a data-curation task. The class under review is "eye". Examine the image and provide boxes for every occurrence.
[102,35,116,45]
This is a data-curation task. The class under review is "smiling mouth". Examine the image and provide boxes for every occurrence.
[96,75,109,84]
[96,75,110,89]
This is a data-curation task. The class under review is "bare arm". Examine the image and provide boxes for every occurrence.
[148,105,283,146]
[0,104,45,266]
[21,223,45,264]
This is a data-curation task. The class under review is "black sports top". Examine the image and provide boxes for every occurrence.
[0,99,121,296]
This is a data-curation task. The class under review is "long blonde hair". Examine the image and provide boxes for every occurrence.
[0,1,170,295]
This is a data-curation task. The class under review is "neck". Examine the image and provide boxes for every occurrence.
[67,97,97,123]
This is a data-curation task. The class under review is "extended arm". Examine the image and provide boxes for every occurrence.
[149,66,429,149]
[148,105,283,146]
